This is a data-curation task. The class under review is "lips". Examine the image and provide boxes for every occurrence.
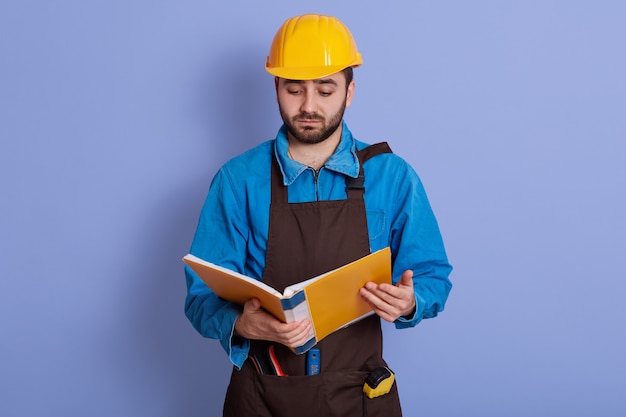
[295,116,323,126]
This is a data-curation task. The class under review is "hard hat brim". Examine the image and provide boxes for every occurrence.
[265,57,362,80]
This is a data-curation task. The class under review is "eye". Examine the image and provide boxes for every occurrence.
[287,89,302,95]
[319,90,333,97]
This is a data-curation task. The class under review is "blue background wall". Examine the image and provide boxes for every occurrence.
[1,1,625,416]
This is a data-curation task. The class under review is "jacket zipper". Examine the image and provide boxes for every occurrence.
[313,168,320,201]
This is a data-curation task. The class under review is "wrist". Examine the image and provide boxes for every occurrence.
[401,298,417,319]
[233,315,243,338]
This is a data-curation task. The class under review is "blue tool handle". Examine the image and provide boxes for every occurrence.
[306,348,320,375]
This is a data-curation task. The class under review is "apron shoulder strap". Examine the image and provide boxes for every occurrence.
[346,142,393,197]
[358,142,393,164]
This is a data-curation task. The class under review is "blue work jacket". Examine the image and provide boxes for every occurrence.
[185,122,453,368]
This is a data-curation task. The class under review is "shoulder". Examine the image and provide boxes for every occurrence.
[206,140,275,200]
[355,139,417,176]
[219,140,274,180]
[222,140,273,170]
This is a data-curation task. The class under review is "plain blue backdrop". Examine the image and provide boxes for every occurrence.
[1,1,625,416]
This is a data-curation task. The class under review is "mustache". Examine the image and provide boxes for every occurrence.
[294,113,324,122]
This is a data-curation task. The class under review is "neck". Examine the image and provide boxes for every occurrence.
[287,126,343,171]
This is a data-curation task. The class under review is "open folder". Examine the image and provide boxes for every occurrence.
[183,247,391,354]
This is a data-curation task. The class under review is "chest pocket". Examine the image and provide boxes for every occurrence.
[366,209,387,244]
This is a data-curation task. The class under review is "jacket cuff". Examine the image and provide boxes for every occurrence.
[219,305,250,369]
[395,293,424,328]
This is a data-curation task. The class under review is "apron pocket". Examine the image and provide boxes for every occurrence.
[226,363,401,417]
[256,370,395,417]
[322,370,369,417]
[323,370,402,417]
[256,374,324,417]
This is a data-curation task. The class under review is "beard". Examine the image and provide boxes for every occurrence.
[279,98,347,144]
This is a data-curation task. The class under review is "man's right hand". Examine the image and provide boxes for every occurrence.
[234,298,312,349]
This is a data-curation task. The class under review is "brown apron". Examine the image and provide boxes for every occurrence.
[223,143,402,417]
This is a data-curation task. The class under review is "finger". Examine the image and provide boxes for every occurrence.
[272,318,309,335]
[364,283,404,306]
[372,303,398,323]
[360,287,390,309]
[285,330,311,349]
[278,320,311,347]
[383,272,415,303]
[360,288,398,319]
[362,285,414,322]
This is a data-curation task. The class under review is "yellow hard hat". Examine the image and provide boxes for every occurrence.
[266,14,362,80]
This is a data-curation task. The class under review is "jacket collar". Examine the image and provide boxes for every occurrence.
[274,121,360,186]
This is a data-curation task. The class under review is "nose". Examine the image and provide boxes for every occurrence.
[299,88,317,114]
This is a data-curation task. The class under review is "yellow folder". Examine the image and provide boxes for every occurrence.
[183,247,392,353]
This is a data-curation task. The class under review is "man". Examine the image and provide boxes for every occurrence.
[185,14,452,417]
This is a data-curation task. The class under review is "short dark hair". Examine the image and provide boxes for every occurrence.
[342,67,354,88]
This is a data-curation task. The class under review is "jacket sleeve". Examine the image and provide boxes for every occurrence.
[184,167,250,369]
[389,163,453,328]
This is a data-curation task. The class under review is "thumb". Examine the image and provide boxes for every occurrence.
[246,297,262,310]
[397,270,414,288]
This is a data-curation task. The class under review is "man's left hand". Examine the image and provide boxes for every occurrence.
[359,270,416,322]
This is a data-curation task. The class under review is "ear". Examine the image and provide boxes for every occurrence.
[345,80,355,108]
[274,77,279,99]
